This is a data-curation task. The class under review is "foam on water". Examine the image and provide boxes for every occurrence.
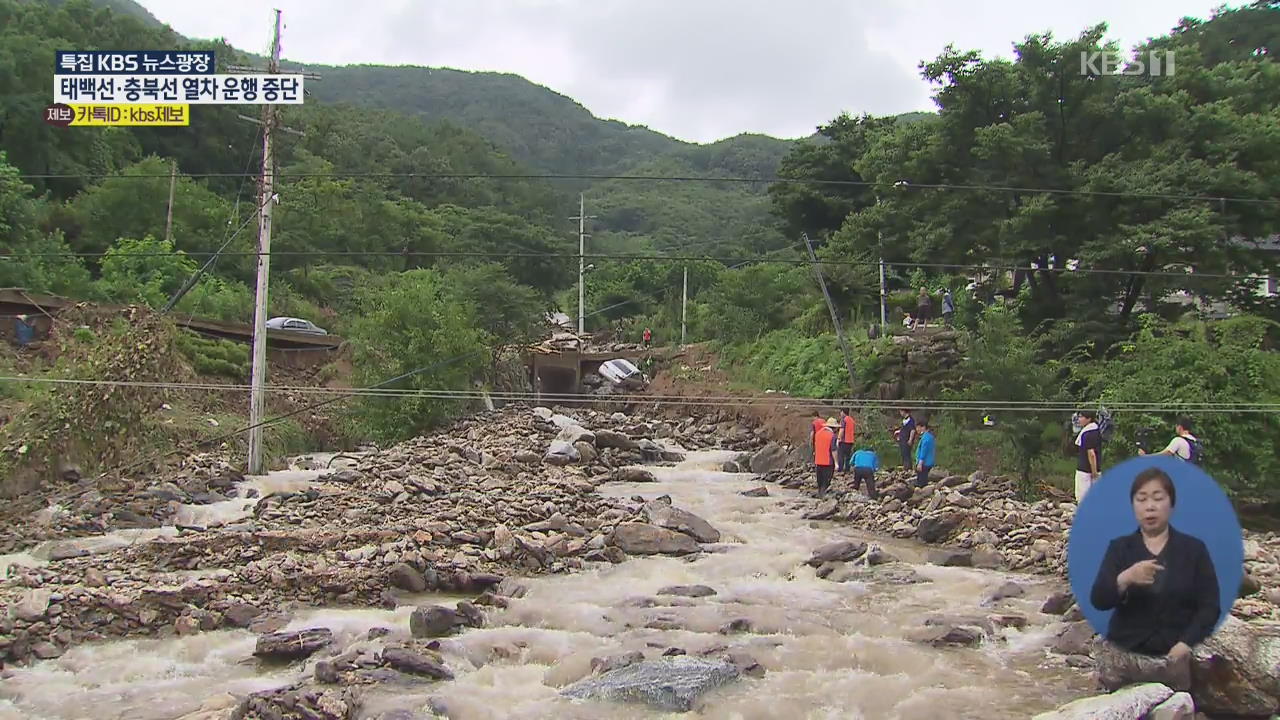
[0,450,1092,719]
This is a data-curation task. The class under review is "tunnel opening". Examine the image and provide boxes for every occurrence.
[536,365,578,397]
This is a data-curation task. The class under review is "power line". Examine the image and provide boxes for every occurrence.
[13,170,1280,205]
[6,376,1280,413]
[5,248,1271,282]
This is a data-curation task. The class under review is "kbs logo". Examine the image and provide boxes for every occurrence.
[1079,50,1176,77]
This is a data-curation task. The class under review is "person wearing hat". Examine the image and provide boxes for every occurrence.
[811,416,839,498]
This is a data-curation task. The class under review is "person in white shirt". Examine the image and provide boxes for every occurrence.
[1074,409,1102,502]
[1139,417,1199,462]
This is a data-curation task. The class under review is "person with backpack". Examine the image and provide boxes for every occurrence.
[1140,417,1202,464]
[1074,409,1103,502]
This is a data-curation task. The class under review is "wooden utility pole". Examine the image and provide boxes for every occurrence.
[164,159,176,245]
[569,193,596,335]
[681,265,688,346]
[246,9,283,475]
[802,232,859,397]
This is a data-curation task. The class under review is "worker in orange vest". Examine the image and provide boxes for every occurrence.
[837,408,857,474]
[812,417,839,498]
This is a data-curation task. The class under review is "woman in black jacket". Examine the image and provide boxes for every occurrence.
[1090,466,1221,661]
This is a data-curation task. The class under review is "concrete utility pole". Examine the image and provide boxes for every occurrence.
[164,159,176,246]
[802,232,859,396]
[569,193,596,335]
[681,265,688,346]
[879,230,887,327]
[246,9,283,476]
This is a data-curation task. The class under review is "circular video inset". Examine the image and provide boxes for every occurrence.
[1066,455,1244,657]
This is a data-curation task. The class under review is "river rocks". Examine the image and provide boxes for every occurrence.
[986,581,1026,603]
[560,656,742,712]
[595,430,639,451]
[1148,692,1196,719]
[1031,682,1175,720]
[927,548,972,567]
[1190,615,1280,716]
[1051,622,1097,656]
[232,684,361,720]
[909,623,983,647]
[544,440,580,466]
[1041,590,1075,615]
[658,585,717,598]
[749,443,791,473]
[387,563,428,592]
[254,628,334,661]
[380,647,453,680]
[806,540,868,566]
[410,606,460,638]
[642,501,720,544]
[740,486,769,497]
[613,468,658,483]
[1094,639,1192,693]
[609,523,700,556]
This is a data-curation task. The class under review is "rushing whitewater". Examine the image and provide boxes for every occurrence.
[0,451,1093,719]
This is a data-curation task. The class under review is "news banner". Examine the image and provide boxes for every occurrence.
[44,50,304,127]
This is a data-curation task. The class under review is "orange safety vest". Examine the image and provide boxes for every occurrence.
[813,426,835,465]
[841,415,856,443]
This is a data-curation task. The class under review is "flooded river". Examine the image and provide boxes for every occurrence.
[0,451,1093,719]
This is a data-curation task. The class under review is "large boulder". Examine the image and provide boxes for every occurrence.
[609,523,700,556]
[544,440,580,466]
[253,628,334,661]
[595,430,639,450]
[560,656,741,712]
[1094,639,1191,693]
[806,540,868,567]
[1031,683,1174,720]
[1190,616,1280,717]
[749,443,790,473]
[410,606,461,638]
[557,425,596,446]
[642,501,720,543]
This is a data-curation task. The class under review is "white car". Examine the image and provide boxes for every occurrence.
[598,358,646,389]
[265,317,328,335]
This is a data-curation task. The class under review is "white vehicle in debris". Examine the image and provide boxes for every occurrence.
[265,317,328,335]
[598,358,647,390]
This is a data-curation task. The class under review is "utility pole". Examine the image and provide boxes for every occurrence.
[569,193,596,335]
[879,230,887,327]
[164,159,176,246]
[246,9,283,476]
[802,232,859,397]
[681,265,688,346]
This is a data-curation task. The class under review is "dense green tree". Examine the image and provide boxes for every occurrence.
[346,269,489,441]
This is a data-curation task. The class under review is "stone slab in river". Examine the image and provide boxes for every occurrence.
[642,501,721,544]
[609,522,700,556]
[1030,682,1173,720]
[253,627,334,661]
[560,656,742,712]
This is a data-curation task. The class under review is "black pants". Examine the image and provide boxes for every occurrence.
[915,464,933,487]
[815,464,834,494]
[853,467,877,499]
[900,444,913,469]
[837,443,854,472]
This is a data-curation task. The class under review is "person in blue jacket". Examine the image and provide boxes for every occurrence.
[851,447,879,500]
[915,418,936,487]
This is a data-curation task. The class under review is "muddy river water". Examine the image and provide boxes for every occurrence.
[0,451,1094,719]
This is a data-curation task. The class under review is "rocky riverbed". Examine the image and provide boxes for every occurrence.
[1,406,1277,719]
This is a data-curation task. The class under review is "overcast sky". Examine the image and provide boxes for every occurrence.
[138,0,1223,144]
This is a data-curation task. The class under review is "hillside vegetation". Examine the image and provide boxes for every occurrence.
[2,0,1280,502]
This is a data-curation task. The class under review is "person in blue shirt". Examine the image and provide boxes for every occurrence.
[915,419,936,487]
[851,447,879,500]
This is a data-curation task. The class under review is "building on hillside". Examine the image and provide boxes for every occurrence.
[1160,234,1279,318]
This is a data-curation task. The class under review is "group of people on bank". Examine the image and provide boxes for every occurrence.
[807,407,1221,670]
[807,408,936,499]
